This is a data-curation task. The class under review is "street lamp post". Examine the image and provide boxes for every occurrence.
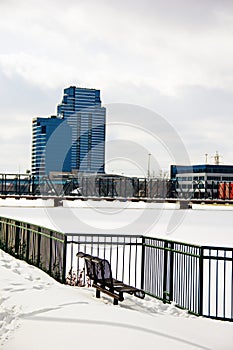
[147,153,151,180]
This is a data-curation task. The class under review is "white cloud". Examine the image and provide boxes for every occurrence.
[0,0,232,95]
[0,53,76,89]
[0,0,232,172]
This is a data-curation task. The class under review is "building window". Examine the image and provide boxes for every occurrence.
[222,177,233,181]
[207,176,221,181]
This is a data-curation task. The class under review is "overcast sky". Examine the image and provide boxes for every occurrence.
[0,0,233,176]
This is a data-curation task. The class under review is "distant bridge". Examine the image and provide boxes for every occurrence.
[0,173,232,203]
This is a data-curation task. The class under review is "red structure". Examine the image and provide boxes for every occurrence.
[218,182,233,200]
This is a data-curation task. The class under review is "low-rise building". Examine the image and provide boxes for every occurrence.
[170,164,233,199]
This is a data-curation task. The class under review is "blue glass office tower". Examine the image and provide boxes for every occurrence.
[31,86,106,176]
[31,116,72,175]
[57,86,106,174]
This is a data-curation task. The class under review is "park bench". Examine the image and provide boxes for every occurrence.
[77,252,145,305]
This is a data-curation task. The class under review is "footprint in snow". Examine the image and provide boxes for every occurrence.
[0,305,19,347]
[12,268,22,275]
[0,260,11,264]
[0,296,9,306]
[33,285,45,290]
[24,275,34,281]
[1,263,12,269]
[1,287,13,292]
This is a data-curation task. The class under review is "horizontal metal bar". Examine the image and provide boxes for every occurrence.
[143,243,201,258]
[203,255,233,261]
[0,219,65,243]
[175,304,200,317]
[203,246,233,252]
[0,216,65,237]
[203,315,233,322]
[144,291,169,303]
[143,235,201,249]
[65,233,143,238]
[144,292,200,316]
[67,240,142,246]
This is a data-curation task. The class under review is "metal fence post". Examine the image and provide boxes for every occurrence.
[15,221,20,256]
[5,220,9,251]
[141,236,145,290]
[49,231,53,275]
[37,227,41,267]
[62,235,67,284]
[169,242,174,302]
[199,247,204,316]
[163,240,168,303]
[26,223,30,262]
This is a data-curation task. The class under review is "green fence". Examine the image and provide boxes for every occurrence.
[0,216,67,283]
[141,237,202,315]
[1,216,233,321]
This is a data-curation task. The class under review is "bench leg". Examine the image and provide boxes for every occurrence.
[96,289,100,299]
[113,298,118,305]
[119,292,123,301]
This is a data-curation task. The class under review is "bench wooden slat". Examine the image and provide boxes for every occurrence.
[93,283,124,302]
[77,252,145,304]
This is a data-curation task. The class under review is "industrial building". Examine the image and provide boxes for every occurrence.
[171,164,233,199]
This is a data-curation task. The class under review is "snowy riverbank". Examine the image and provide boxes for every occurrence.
[1,249,233,350]
[0,200,233,246]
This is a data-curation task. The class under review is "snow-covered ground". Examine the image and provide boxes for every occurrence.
[0,200,233,246]
[1,199,233,349]
[1,248,233,350]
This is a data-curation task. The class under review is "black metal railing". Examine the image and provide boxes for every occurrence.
[141,237,202,315]
[0,217,67,283]
[1,218,233,321]
[201,246,233,321]
[66,234,143,288]
[70,234,233,321]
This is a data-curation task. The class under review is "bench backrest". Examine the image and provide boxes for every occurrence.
[84,258,95,280]
[91,258,103,282]
[100,259,113,286]
[92,258,113,287]
[77,252,114,290]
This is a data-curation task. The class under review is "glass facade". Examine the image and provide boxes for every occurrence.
[57,86,106,174]
[32,86,106,176]
[31,117,72,176]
